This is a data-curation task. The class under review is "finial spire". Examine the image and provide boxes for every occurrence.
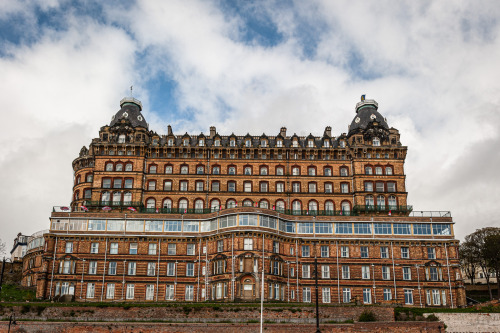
[130,85,133,97]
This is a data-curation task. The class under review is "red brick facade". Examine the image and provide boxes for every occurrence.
[22,98,466,307]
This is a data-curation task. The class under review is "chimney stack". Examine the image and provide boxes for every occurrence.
[210,126,216,138]
[325,126,332,137]
[280,127,287,137]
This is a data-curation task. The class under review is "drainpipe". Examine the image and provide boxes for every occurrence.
[336,240,340,303]
[156,239,161,302]
[49,237,58,300]
[445,243,454,308]
[100,239,108,301]
[391,242,397,302]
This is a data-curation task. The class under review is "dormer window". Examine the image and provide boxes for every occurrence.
[214,139,220,147]
[118,135,126,143]
[373,137,380,146]
[230,139,235,147]
[183,139,189,146]
[261,140,267,147]
[168,139,174,146]
[277,140,283,148]
[199,139,204,146]
[308,140,314,148]
[340,141,345,148]
[324,140,330,147]
[246,140,251,147]
[292,140,298,147]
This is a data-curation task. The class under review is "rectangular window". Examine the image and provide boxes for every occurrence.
[403,266,411,280]
[342,288,351,303]
[148,180,156,190]
[302,265,310,278]
[427,247,436,259]
[292,182,300,192]
[336,223,353,234]
[324,183,332,193]
[276,182,284,193]
[273,241,279,254]
[360,246,369,258]
[90,243,99,254]
[302,245,310,257]
[376,182,384,192]
[362,266,370,279]
[429,267,439,281]
[432,224,451,235]
[128,262,136,275]
[146,285,155,300]
[106,283,115,299]
[244,182,252,192]
[86,283,95,298]
[260,182,268,192]
[168,243,177,255]
[211,181,220,192]
[320,245,329,258]
[405,289,414,305]
[196,181,204,191]
[341,246,349,258]
[308,183,317,193]
[102,178,111,188]
[110,242,118,254]
[413,224,432,235]
[364,182,373,192]
[382,266,391,280]
[380,246,389,258]
[342,266,350,279]
[186,263,194,276]
[303,287,311,303]
[147,262,156,276]
[383,288,392,301]
[108,262,117,275]
[129,243,138,255]
[65,242,73,254]
[387,182,396,192]
[442,290,447,306]
[341,183,349,193]
[126,284,134,299]
[401,247,409,259]
[165,285,174,300]
[187,244,195,255]
[374,223,392,234]
[167,262,176,276]
[322,287,331,303]
[148,243,157,255]
[321,265,330,279]
[354,223,371,234]
[180,181,188,191]
[363,288,372,304]
[228,182,236,192]
[244,238,253,250]
[88,261,97,274]
[393,223,411,235]
[185,285,194,301]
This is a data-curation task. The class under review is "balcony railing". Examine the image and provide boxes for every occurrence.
[353,205,413,214]
[140,208,214,214]
[85,201,144,207]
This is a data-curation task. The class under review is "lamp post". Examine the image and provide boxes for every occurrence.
[8,314,16,333]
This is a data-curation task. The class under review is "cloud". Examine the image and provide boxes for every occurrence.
[1,0,500,245]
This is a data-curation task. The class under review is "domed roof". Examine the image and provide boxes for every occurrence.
[109,97,148,129]
[348,99,389,136]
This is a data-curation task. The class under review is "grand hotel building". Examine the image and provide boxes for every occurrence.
[22,97,466,307]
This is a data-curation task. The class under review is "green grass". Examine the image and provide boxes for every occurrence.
[0,284,36,302]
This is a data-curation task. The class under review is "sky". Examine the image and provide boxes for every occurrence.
[1,0,500,254]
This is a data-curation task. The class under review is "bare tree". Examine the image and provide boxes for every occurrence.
[0,239,5,258]
[460,240,478,285]
[483,234,500,299]
[465,227,500,300]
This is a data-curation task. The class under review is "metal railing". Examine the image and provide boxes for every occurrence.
[408,211,451,217]
[353,205,413,213]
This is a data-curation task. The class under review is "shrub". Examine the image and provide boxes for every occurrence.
[426,314,439,321]
[358,310,377,322]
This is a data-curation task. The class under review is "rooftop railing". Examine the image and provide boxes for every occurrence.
[408,211,451,217]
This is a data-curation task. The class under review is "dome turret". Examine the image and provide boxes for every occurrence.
[110,97,148,129]
[348,97,389,137]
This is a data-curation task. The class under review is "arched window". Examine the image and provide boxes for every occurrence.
[308,201,318,213]
[210,199,220,212]
[292,200,302,215]
[308,167,316,176]
[276,166,284,175]
[275,200,285,212]
[196,166,204,174]
[243,199,253,207]
[105,163,114,172]
[123,192,132,204]
[179,199,188,209]
[260,166,268,175]
[226,199,236,208]
[146,198,155,209]
[373,137,380,146]
[165,165,173,174]
[324,167,332,176]
[101,192,110,203]
[163,198,172,209]
[125,163,133,171]
[194,199,204,212]
[112,192,121,205]
[385,166,393,175]
[74,190,79,201]
[365,195,374,207]
[228,166,236,175]
[259,200,269,209]
[341,201,351,215]
[375,167,383,175]
[340,167,348,176]
[388,196,397,209]
[292,167,300,175]
[86,173,93,183]
[115,163,123,172]
[75,175,81,185]
[325,201,334,213]
[149,165,157,174]
[365,166,373,175]
[212,166,220,175]
[377,195,385,209]
[244,166,252,175]
[180,165,189,174]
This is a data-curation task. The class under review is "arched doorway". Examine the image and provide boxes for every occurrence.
[239,275,256,300]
